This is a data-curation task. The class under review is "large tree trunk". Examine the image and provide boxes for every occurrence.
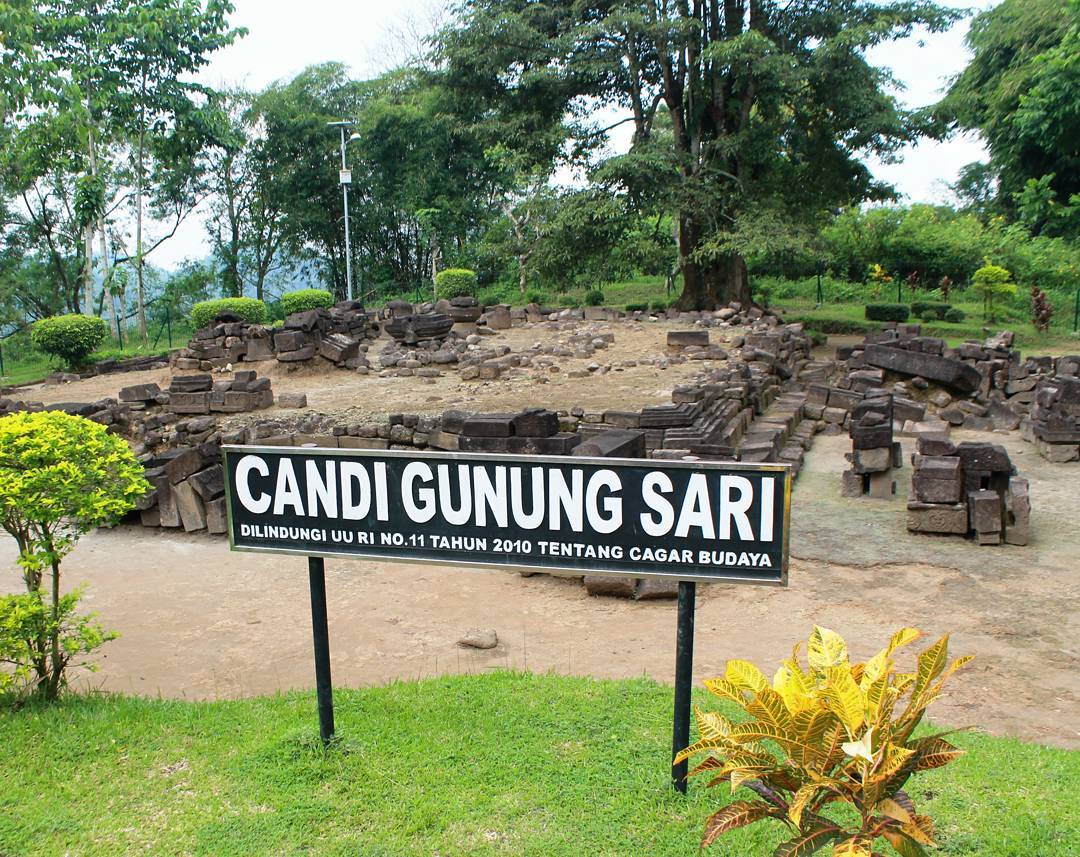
[673,213,752,310]
[518,256,528,296]
[97,215,116,342]
[81,223,95,315]
[81,125,98,314]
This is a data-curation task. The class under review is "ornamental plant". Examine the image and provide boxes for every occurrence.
[30,314,107,369]
[971,262,1015,322]
[0,411,149,701]
[281,288,334,316]
[190,297,268,329]
[677,626,972,855]
[435,268,477,299]
[1030,285,1054,333]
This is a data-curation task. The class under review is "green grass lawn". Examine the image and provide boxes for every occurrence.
[0,672,1075,856]
[0,324,193,389]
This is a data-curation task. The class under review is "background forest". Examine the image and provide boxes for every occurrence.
[0,0,1077,370]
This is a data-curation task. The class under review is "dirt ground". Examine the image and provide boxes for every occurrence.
[4,323,1079,749]
[24,322,728,420]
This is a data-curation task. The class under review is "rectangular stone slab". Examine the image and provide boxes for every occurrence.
[863,343,982,393]
[119,382,162,402]
[907,502,967,534]
[573,429,646,459]
[462,414,515,437]
[172,480,207,532]
[968,489,1003,534]
[667,330,709,347]
[511,408,559,438]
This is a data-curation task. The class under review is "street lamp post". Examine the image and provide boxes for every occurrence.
[328,121,362,306]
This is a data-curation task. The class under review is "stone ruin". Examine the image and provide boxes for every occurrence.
[907,437,1029,546]
[161,371,274,415]
[666,330,729,360]
[0,368,274,447]
[1024,374,1080,462]
[842,394,902,499]
[832,325,1080,463]
[177,301,378,371]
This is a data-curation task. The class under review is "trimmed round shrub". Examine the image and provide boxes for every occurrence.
[30,314,107,368]
[943,308,966,323]
[281,289,333,317]
[864,303,910,322]
[191,297,269,330]
[435,268,477,299]
[525,289,548,305]
[625,302,648,312]
[584,288,605,306]
[910,301,951,320]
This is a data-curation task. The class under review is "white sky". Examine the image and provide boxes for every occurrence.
[155,0,998,269]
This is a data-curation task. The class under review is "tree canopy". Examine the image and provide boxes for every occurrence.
[941,0,1080,237]
[439,0,962,308]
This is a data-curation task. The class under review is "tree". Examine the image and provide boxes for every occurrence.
[0,411,148,700]
[205,90,287,301]
[108,0,243,339]
[971,261,1016,321]
[940,0,1079,236]
[2,1,241,334]
[440,0,960,310]
[248,64,498,300]
[249,64,366,300]
[482,144,555,296]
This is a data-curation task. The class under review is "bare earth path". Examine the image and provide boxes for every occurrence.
[3,323,1078,748]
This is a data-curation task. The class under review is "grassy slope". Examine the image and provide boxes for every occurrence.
[0,325,193,389]
[0,673,1076,856]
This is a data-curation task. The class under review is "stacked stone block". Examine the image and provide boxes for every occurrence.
[275,305,372,369]
[166,371,273,415]
[178,302,376,372]
[836,325,1079,439]
[842,395,901,499]
[1026,376,1080,462]
[907,437,1029,545]
[139,442,228,535]
[666,330,728,361]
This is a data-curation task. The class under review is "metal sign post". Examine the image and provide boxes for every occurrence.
[307,556,335,744]
[671,580,696,792]
[222,447,791,783]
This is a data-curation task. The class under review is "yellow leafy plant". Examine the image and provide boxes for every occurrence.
[677,626,972,856]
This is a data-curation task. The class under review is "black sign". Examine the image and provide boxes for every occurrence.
[222,447,791,584]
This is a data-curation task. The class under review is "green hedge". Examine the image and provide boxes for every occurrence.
[584,289,605,306]
[191,298,268,330]
[910,301,951,320]
[864,304,910,322]
[650,300,668,312]
[944,308,966,323]
[281,289,333,316]
[625,302,648,312]
[30,314,108,368]
[435,269,477,299]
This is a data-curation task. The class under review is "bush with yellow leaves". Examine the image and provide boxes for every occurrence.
[677,626,971,855]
